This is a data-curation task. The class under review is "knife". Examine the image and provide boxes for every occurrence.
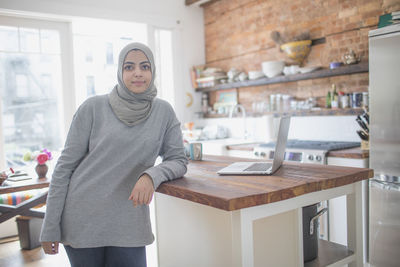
[356,130,369,141]
[363,112,369,124]
[356,116,369,133]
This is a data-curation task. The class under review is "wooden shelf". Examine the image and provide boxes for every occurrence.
[305,239,354,267]
[195,62,369,93]
[203,107,364,118]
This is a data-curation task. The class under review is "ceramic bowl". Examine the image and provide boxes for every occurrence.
[280,40,312,65]
[248,71,265,80]
[261,61,285,78]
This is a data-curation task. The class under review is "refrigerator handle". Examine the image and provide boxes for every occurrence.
[373,174,400,184]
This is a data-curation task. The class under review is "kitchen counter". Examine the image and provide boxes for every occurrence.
[226,143,369,159]
[156,155,372,211]
[154,155,373,267]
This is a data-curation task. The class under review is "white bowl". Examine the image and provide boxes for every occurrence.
[261,61,285,78]
[248,71,265,80]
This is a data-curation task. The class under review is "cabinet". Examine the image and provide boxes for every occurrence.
[155,156,372,267]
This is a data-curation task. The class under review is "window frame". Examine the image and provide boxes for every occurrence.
[0,14,76,169]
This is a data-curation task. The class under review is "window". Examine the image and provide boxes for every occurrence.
[86,76,95,97]
[0,16,177,173]
[154,28,175,106]
[105,42,114,65]
[72,18,147,106]
[0,16,70,168]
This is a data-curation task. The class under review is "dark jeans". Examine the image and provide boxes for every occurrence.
[64,245,147,267]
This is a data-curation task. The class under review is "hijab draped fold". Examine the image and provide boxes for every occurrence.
[109,42,157,126]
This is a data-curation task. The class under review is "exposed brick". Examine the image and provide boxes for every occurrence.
[203,0,383,108]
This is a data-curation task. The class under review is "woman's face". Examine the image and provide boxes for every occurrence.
[122,50,152,94]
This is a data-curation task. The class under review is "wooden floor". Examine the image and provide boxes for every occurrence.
[0,237,69,267]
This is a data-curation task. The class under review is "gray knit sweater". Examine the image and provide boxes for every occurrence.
[40,95,188,248]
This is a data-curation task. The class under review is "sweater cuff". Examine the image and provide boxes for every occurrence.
[39,225,61,243]
[143,167,164,190]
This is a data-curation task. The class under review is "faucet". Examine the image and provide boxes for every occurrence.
[229,104,248,139]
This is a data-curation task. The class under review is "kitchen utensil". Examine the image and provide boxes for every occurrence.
[280,40,312,66]
[261,61,285,78]
[357,130,369,141]
[362,112,369,124]
[359,113,369,126]
[303,204,328,262]
[356,115,369,133]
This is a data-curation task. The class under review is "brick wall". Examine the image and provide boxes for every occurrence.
[203,0,400,111]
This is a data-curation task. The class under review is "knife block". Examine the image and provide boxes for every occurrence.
[361,140,369,150]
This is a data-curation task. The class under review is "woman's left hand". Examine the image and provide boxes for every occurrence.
[129,174,155,207]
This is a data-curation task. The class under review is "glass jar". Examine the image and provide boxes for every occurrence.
[282,94,292,111]
[276,94,282,112]
[270,94,277,112]
[362,92,369,108]
[340,94,349,108]
[351,92,363,108]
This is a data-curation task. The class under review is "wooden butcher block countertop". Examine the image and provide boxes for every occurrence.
[156,155,373,211]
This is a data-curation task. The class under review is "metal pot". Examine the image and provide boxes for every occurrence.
[302,203,328,262]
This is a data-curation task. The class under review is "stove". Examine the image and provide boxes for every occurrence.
[253,140,361,164]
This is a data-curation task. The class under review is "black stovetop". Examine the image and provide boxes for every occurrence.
[259,140,360,151]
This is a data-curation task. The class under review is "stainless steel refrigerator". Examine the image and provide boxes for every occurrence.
[368,23,400,267]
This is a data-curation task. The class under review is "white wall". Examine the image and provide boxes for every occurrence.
[195,115,361,142]
[0,0,206,123]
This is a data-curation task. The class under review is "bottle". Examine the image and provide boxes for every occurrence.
[339,91,349,108]
[201,93,208,114]
[331,84,339,109]
[326,91,331,108]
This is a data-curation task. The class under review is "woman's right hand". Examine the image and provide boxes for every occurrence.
[41,241,59,254]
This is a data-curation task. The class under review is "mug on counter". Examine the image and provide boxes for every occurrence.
[185,142,203,160]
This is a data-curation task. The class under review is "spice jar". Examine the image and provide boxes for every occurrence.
[351,92,363,108]
[282,94,292,111]
[362,92,369,108]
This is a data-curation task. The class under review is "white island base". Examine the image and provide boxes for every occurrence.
[154,181,364,267]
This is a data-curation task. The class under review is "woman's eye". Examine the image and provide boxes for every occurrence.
[141,65,150,71]
[124,65,133,70]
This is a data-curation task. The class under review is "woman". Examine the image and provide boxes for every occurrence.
[40,42,188,267]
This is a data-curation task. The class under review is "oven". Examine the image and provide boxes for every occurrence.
[253,140,361,165]
[253,140,361,241]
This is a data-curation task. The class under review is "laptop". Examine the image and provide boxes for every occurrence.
[217,116,291,175]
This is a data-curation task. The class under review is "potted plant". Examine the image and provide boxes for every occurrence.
[23,149,52,179]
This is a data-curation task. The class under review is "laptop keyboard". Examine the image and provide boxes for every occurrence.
[243,163,272,172]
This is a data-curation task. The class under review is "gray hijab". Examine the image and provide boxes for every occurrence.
[109,42,157,126]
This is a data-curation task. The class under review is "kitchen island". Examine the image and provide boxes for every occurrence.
[154,155,373,267]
